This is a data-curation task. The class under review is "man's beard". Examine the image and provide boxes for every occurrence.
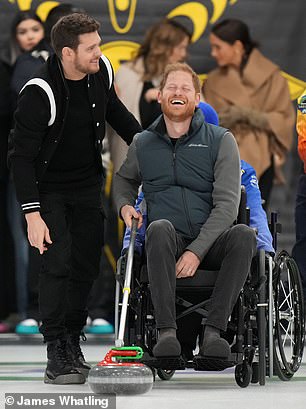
[161,100,195,122]
[75,60,99,75]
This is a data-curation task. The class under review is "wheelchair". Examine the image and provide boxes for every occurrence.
[114,203,305,388]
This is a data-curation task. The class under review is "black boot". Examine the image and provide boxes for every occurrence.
[45,339,85,384]
[67,332,91,378]
[153,328,181,357]
[199,325,231,359]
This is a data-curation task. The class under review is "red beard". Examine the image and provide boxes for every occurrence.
[160,99,195,122]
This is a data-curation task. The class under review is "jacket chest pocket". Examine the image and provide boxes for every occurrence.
[178,146,214,182]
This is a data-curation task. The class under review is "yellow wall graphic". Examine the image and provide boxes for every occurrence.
[3,0,306,99]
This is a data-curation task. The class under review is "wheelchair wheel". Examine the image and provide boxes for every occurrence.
[257,249,267,385]
[273,251,305,381]
[235,362,252,388]
[157,368,175,381]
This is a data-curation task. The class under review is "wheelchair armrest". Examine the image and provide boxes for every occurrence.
[237,186,249,225]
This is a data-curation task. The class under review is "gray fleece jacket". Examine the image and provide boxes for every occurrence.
[113,109,241,261]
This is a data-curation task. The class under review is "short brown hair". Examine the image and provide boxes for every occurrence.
[160,63,200,93]
[51,13,100,58]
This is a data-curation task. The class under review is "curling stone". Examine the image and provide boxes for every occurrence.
[88,347,154,395]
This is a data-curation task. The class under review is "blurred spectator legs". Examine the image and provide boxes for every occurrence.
[0,178,17,332]
[0,105,19,333]
[85,248,115,334]
[7,180,28,318]
[15,246,41,334]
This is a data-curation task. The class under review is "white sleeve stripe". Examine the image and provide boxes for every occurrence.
[20,78,56,126]
[100,55,113,89]
[21,202,40,207]
[22,205,41,210]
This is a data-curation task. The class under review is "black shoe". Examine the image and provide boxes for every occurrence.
[153,329,181,357]
[67,333,91,378]
[45,339,85,384]
[199,326,231,360]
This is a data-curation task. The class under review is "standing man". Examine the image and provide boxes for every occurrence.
[10,13,141,385]
[114,63,257,360]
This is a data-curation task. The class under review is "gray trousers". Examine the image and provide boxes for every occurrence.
[145,220,257,332]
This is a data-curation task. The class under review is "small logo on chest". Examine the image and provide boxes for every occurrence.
[188,143,208,148]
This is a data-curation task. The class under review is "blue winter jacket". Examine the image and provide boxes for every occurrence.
[241,160,274,253]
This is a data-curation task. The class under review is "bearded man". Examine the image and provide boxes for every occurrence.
[10,13,141,384]
[113,62,257,360]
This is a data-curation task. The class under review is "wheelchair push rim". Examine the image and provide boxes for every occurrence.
[273,251,305,380]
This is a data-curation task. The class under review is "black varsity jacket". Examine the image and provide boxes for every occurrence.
[9,54,141,213]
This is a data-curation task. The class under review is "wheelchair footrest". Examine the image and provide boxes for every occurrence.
[142,356,186,370]
[193,353,238,371]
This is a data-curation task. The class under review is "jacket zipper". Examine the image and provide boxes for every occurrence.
[172,140,193,237]
[173,150,177,182]
[182,187,193,237]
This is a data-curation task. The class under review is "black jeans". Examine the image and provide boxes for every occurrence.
[38,185,105,342]
[145,220,257,332]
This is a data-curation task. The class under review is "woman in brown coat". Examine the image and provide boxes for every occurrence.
[202,19,295,207]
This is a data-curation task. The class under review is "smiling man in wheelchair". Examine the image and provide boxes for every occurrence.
[113,62,257,360]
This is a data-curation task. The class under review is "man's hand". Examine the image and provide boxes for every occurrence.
[25,212,52,254]
[121,204,143,229]
[176,250,200,278]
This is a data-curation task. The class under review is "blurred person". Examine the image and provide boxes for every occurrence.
[8,10,48,334]
[9,13,141,384]
[202,18,295,208]
[292,89,306,313]
[197,101,219,126]
[0,59,16,333]
[10,11,50,110]
[10,10,45,66]
[109,18,191,173]
[1,10,44,330]
[197,102,274,254]
[11,7,86,102]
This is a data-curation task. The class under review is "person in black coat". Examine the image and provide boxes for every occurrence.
[0,59,16,332]
[7,9,46,331]
[10,13,141,385]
